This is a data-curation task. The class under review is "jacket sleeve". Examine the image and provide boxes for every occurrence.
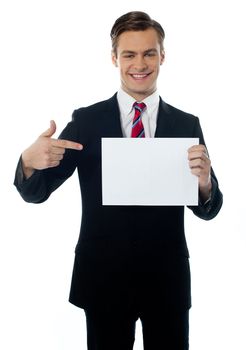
[187,117,223,220]
[13,111,81,204]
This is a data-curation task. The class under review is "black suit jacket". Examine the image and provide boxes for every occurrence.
[14,94,223,312]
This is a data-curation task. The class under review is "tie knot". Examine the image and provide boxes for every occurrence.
[133,102,146,113]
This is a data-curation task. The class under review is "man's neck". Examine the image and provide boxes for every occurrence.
[121,87,157,102]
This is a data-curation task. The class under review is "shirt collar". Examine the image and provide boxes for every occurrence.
[117,88,160,117]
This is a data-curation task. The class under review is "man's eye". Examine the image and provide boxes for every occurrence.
[145,52,156,57]
[123,54,134,58]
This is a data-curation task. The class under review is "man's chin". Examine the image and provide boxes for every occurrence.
[129,87,155,98]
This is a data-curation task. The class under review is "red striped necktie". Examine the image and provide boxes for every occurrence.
[131,102,146,138]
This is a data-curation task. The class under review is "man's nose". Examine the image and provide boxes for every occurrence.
[133,55,148,70]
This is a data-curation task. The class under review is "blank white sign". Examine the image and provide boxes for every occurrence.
[102,138,199,206]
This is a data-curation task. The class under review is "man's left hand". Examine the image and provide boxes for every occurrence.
[188,144,212,202]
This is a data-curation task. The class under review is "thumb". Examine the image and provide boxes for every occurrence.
[40,120,57,138]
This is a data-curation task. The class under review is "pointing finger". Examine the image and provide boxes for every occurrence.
[54,138,83,150]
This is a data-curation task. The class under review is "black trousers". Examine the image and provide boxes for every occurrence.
[84,306,189,350]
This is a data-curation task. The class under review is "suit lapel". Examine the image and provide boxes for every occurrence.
[101,93,123,137]
[155,98,176,137]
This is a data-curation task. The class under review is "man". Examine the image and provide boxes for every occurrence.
[14,11,223,350]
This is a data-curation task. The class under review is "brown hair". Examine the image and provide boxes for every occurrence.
[110,11,165,56]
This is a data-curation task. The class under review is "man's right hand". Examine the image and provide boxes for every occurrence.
[21,120,83,179]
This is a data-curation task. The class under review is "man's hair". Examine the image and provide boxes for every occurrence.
[110,11,165,56]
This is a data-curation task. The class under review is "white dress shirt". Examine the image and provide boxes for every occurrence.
[117,88,160,138]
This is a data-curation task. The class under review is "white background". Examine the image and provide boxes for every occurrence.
[0,0,245,349]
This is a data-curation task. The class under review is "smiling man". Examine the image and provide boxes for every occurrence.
[111,27,165,101]
[14,11,222,350]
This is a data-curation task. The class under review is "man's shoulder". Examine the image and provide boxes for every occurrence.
[160,98,198,121]
[73,94,117,120]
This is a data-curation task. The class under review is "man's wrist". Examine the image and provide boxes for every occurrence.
[199,180,212,204]
[21,153,35,179]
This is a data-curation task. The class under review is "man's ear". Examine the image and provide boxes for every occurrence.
[111,51,118,67]
[160,50,165,65]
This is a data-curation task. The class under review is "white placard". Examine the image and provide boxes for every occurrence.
[102,138,199,206]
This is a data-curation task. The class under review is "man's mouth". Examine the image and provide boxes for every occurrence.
[129,73,151,80]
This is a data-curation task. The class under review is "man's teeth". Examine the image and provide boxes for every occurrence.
[132,74,148,78]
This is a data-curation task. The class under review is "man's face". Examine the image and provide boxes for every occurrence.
[112,28,165,101]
